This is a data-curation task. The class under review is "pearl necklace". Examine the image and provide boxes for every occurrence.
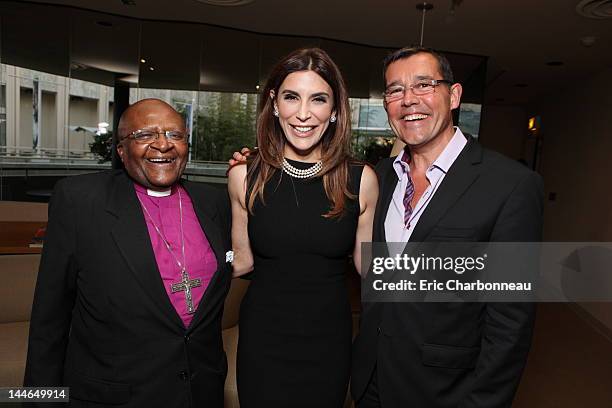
[282,158,323,179]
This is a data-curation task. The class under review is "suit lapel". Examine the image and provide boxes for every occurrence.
[409,136,483,243]
[106,172,184,330]
[181,180,227,331]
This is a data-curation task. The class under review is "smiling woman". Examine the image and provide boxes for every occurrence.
[227,48,378,408]
[272,70,335,161]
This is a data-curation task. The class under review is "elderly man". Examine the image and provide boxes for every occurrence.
[351,47,544,408]
[24,99,231,407]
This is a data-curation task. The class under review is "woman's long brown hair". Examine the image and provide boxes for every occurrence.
[247,47,355,218]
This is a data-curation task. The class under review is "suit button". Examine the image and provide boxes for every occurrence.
[377,327,382,334]
[179,371,188,381]
[184,335,190,342]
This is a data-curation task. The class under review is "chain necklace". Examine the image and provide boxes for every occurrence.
[282,157,323,179]
[139,188,202,314]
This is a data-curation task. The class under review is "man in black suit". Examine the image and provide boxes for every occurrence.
[24,99,231,407]
[351,47,543,407]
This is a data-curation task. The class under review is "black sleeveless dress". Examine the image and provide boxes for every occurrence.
[237,159,364,407]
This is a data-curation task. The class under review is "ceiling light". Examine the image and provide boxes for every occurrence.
[576,0,612,19]
[149,67,155,71]
[97,122,109,135]
[580,36,598,47]
[255,85,260,90]
[194,0,255,6]
[140,59,146,63]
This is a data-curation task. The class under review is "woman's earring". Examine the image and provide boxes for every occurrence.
[330,115,337,123]
[273,107,279,117]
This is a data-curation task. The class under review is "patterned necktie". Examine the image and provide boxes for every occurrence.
[401,150,414,228]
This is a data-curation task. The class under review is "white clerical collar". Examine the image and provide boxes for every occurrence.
[147,188,172,197]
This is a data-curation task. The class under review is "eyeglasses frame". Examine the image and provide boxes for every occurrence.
[382,79,453,102]
[121,129,189,144]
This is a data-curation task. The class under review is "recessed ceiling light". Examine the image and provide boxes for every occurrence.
[580,36,598,47]
[255,85,260,90]
[140,58,146,63]
[194,0,254,6]
[149,67,155,71]
[546,61,564,66]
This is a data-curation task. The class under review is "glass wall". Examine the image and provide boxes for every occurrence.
[194,91,258,162]
[350,98,394,163]
[0,0,486,200]
[0,66,7,152]
[0,64,6,150]
[128,88,258,162]
[458,103,482,139]
[0,64,114,159]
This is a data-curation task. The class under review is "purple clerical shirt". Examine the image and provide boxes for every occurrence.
[135,183,217,328]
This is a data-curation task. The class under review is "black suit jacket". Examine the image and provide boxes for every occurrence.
[24,170,232,407]
[352,136,544,407]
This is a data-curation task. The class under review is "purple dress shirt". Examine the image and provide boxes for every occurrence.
[135,183,217,328]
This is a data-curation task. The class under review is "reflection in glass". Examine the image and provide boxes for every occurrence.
[7,66,68,157]
[0,63,115,160]
[129,88,258,163]
[350,98,393,164]
[0,1,487,176]
[458,103,482,139]
[195,91,257,162]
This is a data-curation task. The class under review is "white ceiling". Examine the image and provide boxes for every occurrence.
[5,0,612,105]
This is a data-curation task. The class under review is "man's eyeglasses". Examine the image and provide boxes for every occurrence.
[122,129,188,144]
[383,79,452,102]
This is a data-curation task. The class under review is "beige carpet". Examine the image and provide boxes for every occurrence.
[514,303,612,407]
